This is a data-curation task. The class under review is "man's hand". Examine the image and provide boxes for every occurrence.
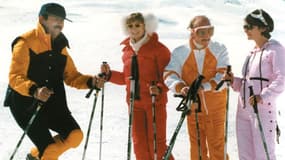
[223,71,234,85]
[180,85,203,97]
[33,87,54,102]
[92,75,105,89]
[180,86,190,97]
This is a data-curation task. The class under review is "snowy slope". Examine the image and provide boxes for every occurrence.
[0,0,285,159]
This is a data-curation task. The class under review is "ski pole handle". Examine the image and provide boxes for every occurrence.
[215,65,231,90]
[190,75,204,99]
[86,62,107,98]
[226,65,232,74]
[248,86,258,113]
[86,85,101,98]
[150,81,157,97]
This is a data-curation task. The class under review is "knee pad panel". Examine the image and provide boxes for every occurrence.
[65,129,83,148]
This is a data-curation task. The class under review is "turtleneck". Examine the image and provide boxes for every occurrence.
[130,33,149,53]
[193,40,205,50]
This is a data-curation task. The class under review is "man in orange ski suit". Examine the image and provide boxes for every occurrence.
[164,15,230,160]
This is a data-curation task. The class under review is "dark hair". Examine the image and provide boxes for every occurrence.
[41,14,49,20]
[125,12,144,25]
[245,9,274,39]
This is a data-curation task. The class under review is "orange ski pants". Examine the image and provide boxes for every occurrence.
[187,108,229,160]
[131,103,174,160]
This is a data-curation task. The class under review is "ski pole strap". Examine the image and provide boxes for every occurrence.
[189,75,204,101]
[248,86,258,114]
[130,54,140,100]
[175,95,189,112]
[175,75,204,113]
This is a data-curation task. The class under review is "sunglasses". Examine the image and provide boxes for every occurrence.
[127,23,143,29]
[243,24,254,30]
[191,25,214,37]
[250,9,268,26]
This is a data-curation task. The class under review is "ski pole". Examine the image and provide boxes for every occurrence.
[162,104,189,160]
[9,101,43,160]
[248,86,270,160]
[127,54,139,160]
[127,80,135,160]
[194,96,202,160]
[98,61,107,160]
[218,65,231,160]
[99,80,105,160]
[82,88,100,160]
[163,75,204,160]
[150,81,157,160]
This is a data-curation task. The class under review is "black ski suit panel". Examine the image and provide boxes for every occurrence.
[9,91,80,155]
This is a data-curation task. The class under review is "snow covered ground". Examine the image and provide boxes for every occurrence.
[0,0,285,159]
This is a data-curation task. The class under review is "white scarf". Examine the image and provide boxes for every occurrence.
[130,33,149,53]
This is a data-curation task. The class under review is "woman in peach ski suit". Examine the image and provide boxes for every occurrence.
[101,13,174,160]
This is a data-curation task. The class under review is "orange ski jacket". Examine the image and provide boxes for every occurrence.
[109,33,170,106]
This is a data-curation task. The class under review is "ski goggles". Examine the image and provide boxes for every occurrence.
[191,25,214,37]
[250,9,268,26]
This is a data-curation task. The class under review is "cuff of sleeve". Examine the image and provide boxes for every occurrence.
[202,82,211,91]
[260,90,270,103]
[175,82,187,93]
[104,71,112,81]
[210,79,217,87]
[87,77,93,88]
[28,85,38,97]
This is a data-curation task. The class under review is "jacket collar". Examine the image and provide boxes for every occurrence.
[35,22,69,51]
[36,22,52,50]
[120,32,159,47]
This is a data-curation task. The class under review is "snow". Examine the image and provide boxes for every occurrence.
[0,0,285,159]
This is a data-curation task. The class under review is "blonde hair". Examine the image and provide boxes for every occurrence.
[125,12,144,25]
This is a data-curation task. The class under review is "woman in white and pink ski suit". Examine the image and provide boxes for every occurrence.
[226,9,285,160]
